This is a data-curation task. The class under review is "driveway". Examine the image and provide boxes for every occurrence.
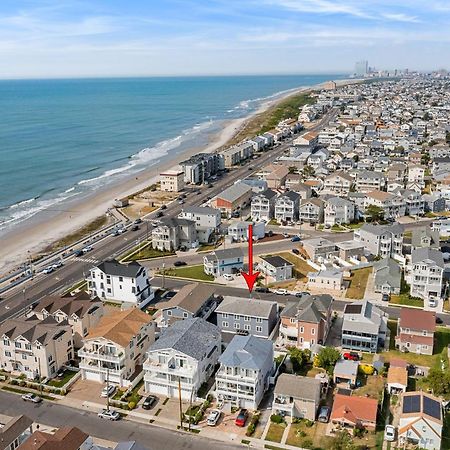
[66,379,104,402]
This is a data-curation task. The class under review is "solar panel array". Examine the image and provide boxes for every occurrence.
[423,396,441,420]
[345,304,362,314]
[403,395,420,414]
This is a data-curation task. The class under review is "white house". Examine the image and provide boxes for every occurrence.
[258,255,294,282]
[143,318,221,400]
[251,189,277,222]
[203,247,244,277]
[178,206,221,244]
[228,221,265,242]
[88,259,154,308]
[307,270,344,291]
[274,191,300,223]
[324,197,355,226]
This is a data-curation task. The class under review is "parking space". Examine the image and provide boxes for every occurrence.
[66,378,104,402]
[325,317,343,348]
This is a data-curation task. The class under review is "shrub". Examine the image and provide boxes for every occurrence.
[358,364,375,375]
[270,414,284,424]
[304,419,314,427]
[128,401,136,410]
[302,438,314,449]
[246,422,256,436]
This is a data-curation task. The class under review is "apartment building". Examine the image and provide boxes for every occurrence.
[395,309,436,355]
[355,170,385,192]
[0,316,73,380]
[88,259,154,308]
[324,197,355,226]
[299,198,324,224]
[29,293,104,348]
[341,300,389,353]
[180,153,221,184]
[274,191,300,223]
[144,318,220,400]
[322,171,353,196]
[215,335,274,410]
[78,308,154,387]
[215,296,278,339]
[355,223,404,260]
[178,206,221,244]
[364,190,406,220]
[251,189,277,222]
[159,169,185,192]
[151,218,198,251]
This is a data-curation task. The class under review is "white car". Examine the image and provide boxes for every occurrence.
[207,409,221,426]
[42,266,53,274]
[22,393,42,403]
[223,274,234,281]
[82,245,93,253]
[98,409,120,420]
[100,385,116,398]
[384,425,395,442]
[52,261,63,269]
[275,288,288,295]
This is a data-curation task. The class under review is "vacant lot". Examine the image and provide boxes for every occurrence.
[389,293,424,308]
[265,422,286,443]
[345,267,372,299]
[163,265,214,282]
[276,252,317,281]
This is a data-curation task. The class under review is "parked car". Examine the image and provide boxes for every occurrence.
[207,409,222,426]
[292,248,300,255]
[42,266,53,274]
[134,218,142,224]
[160,204,167,210]
[173,261,187,267]
[317,406,331,423]
[235,409,248,427]
[255,287,269,293]
[74,250,84,257]
[223,274,234,281]
[82,245,93,253]
[275,288,288,295]
[291,235,301,242]
[436,316,443,324]
[131,225,140,231]
[98,409,120,421]
[384,425,396,442]
[282,233,290,238]
[22,393,42,403]
[156,212,164,218]
[382,293,390,302]
[100,385,116,398]
[142,395,157,410]
[343,352,359,361]
[52,261,64,269]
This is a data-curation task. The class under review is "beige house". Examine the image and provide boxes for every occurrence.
[78,308,155,387]
[160,169,185,192]
[0,316,74,380]
[29,293,104,348]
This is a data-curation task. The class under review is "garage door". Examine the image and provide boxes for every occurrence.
[85,371,103,382]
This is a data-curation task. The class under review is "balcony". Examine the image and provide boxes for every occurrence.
[79,362,123,376]
[216,371,257,383]
[78,348,125,363]
[144,360,196,377]
[280,325,298,338]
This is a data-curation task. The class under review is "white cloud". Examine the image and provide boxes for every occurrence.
[382,13,420,23]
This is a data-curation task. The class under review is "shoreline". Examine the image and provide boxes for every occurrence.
[0,78,357,274]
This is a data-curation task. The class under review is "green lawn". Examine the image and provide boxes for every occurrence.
[389,293,424,308]
[277,252,316,281]
[265,422,286,443]
[123,380,143,406]
[46,370,78,388]
[345,267,372,299]
[122,244,175,262]
[163,265,214,282]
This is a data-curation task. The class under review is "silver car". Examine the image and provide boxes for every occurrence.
[98,409,120,420]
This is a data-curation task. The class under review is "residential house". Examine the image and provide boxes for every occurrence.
[298,198,324,224]
[335,241,365,262]
[409,248,444,308]
[0,316,73,380]
[203,247,244,277]
[422,193,446,213]
[251,189,277,222]
[259,164,289,189]
[398,392,442,450]
[324,197,355,226]
[78,308,154,386]
[372,258,401,295]
[143,318,220,400]
[401,189,424,216]
[272,374,322,421]
[354,223,404,260]
[333,360,359,386]
[364,190,406,220]
[0,415,33,450]
[258,255,294,282]
[274,191,300,223]
[17,427,92,450]
[88,259,154,308]
[178,206,221,244]
[215,296,278,339]
[285,176,312,199]
[160,169,185,192]
[395,309,436,355]
[330,394,378,431]
[215,335,274,410]
[228,220,265,242]
[157,283,219,328]
[355,170,386,192]
[322,171,353,196]
[151,218,198,251]
[407,165,426,189]
[307,270,344,291]
[341,300,389,353]
[387,366,408,394]
[29,293,104,348]
[302,238,337,263]
[411,227,440,251]
[210,182,253,218]
[279,294,333,349]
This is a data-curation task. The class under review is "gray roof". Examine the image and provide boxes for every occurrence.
[96,259,144,278]
[114,443,150,450]
[257,189,278,200]
[343,300,385,334]
[219,334,273,370]
[0,415,33,449]
[411,227,440,249]
[210,247,244,260]
[215,182,252,203]
[359,222,403,236]
[181,206,220,216]
[274,373,321,401]
[148,318,220,361]
[159,217,195,228]
[326,197,354,207]
[334,359,359,377]
[373,258,401,289]
[260,255,294,268]
[216,296,277,319]
[411,248,445,268]
[281,294,332,323]
[280,191,300,202]
[158,283,216,315]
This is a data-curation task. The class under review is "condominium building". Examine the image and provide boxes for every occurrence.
[251,189,277,222]
[355,223,404,260]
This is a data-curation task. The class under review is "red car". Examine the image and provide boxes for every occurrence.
[343,352,359,361]
[235,409,248,427]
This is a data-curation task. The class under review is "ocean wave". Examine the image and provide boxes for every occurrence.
[8,196,38,209]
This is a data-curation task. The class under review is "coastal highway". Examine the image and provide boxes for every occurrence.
[0,391,241,450]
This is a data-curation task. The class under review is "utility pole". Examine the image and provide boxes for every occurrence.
[106,367,110,411]
[178,377,183,430]
[37,356,43,395]
[162,262,166,290]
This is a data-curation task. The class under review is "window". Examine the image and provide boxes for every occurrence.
[290,318,295,324]
[119,276,123,282]
[244,324,251,331]
[15,342,21,349]
[244,316,250,322]
[222,321,229,327]
[5,351,11,357]
[107,288,112,294]
[183,312,188,318]
[3,339,9,346]
[167,311,172,316]
[131,287,135,294]
[234,314,239,320]
[222,313,228,319]
[25,343,32,350]
[234,323,240,330]
[256,318,262,323]
[256,326,262,333]
[300,327,304,333]
[22,354,27,360]
[311,328,315,335]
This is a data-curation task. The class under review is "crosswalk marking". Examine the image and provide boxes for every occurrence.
[74,257,99,264]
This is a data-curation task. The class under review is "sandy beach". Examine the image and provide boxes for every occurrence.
[0,79,357,274]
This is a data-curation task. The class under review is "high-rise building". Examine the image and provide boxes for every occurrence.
[354,60,368,76]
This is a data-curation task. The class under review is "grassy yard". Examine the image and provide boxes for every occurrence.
[122,243,175,262]
[276,252,317,281]
[123,380,144,405]
[355,375,385,400]
[265,422,286,443]
[286,422,333,449]
[162,265,214,282]
[345,267,372,299]
[389,293,424,308]
[46,370,78,388]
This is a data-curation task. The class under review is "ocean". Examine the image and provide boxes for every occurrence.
[0,74,340,232]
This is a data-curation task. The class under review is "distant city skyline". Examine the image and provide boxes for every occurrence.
[0,0,449,79]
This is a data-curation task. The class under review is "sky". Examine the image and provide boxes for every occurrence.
[0,0,449,78]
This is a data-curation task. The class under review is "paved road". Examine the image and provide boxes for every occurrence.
[0,109,338,323]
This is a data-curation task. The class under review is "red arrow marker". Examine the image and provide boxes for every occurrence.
[241,224,260,293]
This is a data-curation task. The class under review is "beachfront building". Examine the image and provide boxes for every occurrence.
[180,153,221,184]
[88,259,154,308]
[159,169,185,192]
[78,308,155,387]
[0,316,73,380]
[144,318,221,400]
[210,182,253,218]
[151,218,198,251]
[178,206,221,244]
